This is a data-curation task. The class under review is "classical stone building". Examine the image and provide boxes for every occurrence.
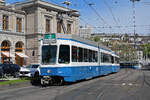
[0,1,26,66]
[0,0,79,66]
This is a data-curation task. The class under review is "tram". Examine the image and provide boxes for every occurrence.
[39,33,120,85]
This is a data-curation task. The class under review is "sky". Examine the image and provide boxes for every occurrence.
[5,0,150,35]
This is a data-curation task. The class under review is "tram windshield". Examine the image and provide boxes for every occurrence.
[42,45,57,65]
[58,45,70,64]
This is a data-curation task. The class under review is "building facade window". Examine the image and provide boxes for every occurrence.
[1,41,10,51]
[15,42,23,52]
[2,15,9,31]
[16,18,22,32]
[1,40,11,64]
[67,23,71,34]
[57,22,61,33]
[46,19,50,33]
[15,42,24,66]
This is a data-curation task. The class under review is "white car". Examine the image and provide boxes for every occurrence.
[19,64,40,77]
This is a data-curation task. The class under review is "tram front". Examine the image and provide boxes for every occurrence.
[40,34,66,85]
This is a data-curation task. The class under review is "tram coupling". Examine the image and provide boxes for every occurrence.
[41,76,52,86]
[41,76,64,86]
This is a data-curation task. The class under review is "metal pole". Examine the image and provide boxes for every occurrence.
[130,0,140,61]
[132,1,136,48]
[9,48,10,62]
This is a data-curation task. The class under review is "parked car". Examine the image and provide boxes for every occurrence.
[19,64,40,77]
[0,64,3,78]
[0,64,20,78]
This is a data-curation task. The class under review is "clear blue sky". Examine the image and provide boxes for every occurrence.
[6,0,150,35]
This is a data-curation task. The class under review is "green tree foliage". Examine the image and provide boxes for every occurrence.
[109,40,136,61]
[93,36,100,42]
[141,43,150,59]
[119,44,136,61]
[124,33,129,43]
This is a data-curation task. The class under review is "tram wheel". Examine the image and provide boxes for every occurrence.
[53,77,64,86]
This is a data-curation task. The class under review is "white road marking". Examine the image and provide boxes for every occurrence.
[122,83,126,86]
[128,83,133,86]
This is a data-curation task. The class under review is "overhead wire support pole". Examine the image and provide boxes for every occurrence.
[130,0,140,61]
[131,0,140,39]
[132,0,136,47]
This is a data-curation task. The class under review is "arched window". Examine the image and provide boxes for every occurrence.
[15,42,23,52]
[1,40,10,51]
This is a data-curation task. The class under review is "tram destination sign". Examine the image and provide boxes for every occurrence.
[43,33,56,44]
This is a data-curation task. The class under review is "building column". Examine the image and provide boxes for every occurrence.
[38,38,42,64]
[11,45,15,64]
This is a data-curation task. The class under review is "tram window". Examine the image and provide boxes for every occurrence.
[72,46,77,62]
[84,49,89,62]
[42,45,57,64]
[114,57,117,64]
[89,50,92,62]
[78,47,83,62]
[92,51,95,62]
[101,52,111,63]
[108,54,112,63]
[93,51,98,62]
[95,51,98,62]
[115,57,119,64]
[111,56,114,64]
[59,45,70,64]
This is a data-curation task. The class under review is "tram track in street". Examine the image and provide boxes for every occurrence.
[54,69,135,100]
[65,69,143,100]
[142,70,150,88]
[1,69,150,100]
[94,69,136,100]
[100,69,150,100]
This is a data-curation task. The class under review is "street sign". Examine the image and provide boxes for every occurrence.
[44,33,56,40]
[43,33,56,44]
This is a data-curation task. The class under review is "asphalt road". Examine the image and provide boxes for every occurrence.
[0,69,150,100]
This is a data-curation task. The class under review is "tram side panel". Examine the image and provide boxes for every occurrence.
[40,38,120,83]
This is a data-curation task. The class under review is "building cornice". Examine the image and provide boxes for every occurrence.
[0,31,25,36]
[12,0,80,17]
[0,5,25,15]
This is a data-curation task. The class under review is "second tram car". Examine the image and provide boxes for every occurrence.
[40,34,120,85]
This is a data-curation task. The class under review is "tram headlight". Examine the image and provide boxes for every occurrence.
[47,70,51,73]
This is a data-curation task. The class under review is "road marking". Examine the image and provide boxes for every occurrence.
[128,83,133,86]
[122,83,126,86]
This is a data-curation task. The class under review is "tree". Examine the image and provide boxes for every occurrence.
[93,36,100,42]
[141,43,150,60]
[109,40,119,53]
[123,33,129,43]
[119,43,136,61]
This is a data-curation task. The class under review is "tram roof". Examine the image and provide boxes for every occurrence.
[56,33,111,51]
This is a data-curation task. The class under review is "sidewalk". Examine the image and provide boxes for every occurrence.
[0,79,32,90]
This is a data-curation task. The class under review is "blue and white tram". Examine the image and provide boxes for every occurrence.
[40,34,120,85]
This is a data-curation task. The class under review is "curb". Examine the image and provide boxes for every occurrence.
[0,81,32,90]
